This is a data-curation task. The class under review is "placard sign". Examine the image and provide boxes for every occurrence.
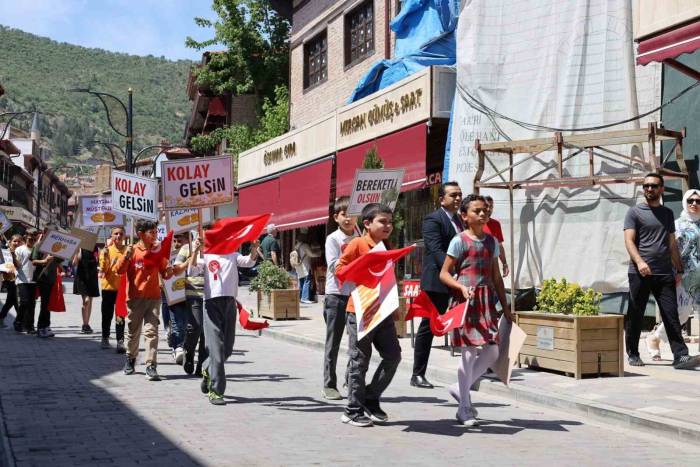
[38,230,81,260]
[157,223,167,242]
[167,208,199,234]
[347,169,404,216]
[79,195,124,227]
[111,171,159,221]
[161,155,233,209]
[0,210,11,235]
[70,227,98,252]
[162,255,186,305]
[0,249,15,273]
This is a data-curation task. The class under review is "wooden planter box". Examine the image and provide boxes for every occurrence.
[257,289,300,320]
[515,311,624,379]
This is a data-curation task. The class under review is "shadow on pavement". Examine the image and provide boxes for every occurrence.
[0,317,205,467]
[390,417,583,437]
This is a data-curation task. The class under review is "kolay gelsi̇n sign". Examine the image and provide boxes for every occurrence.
[111,170,159,221]
[161,155,233,209]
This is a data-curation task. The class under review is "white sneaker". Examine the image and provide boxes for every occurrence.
[175,347,184,365]
[456,411,479,426]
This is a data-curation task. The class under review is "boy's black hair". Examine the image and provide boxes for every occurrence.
[333,196,351,215]
[361,203,393,224]
[459,194,486,213]
[483,195,493,202]
[644,172,664,186]
[135,219,158,233]
[438,181,460,198]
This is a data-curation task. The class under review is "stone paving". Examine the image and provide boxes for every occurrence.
[1,287,700,466]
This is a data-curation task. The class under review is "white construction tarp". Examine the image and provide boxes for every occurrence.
[446,0,662,292]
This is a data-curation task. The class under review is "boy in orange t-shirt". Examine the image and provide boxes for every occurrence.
[115,219,173,381]
[336,203,401,427]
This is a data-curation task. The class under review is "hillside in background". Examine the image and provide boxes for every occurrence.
[0,26,192,174]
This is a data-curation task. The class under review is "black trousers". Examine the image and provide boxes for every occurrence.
[0,281,17,320]
[412,291,451,376]
[183,296,207,367]
[626,273,688,360]
[36,280,52,330]
[18,283,37,331]
[101,290,125,340]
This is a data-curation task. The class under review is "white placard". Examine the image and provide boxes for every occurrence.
[167,208,200,233]
[162,255,186,305]
[38,230,82,260]
[111,170,159,221]
[347,169,404,216]
[0,210,11,235]
[157,223,167,242]
[0,249,15,273]
[161,156,234,209]
[79,195,124,227]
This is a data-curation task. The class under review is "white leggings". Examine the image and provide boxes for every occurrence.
[454,344,499,416]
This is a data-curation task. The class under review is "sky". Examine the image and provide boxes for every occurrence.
[0,0,219,61]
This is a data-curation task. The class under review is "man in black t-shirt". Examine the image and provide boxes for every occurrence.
[623,173,696,370]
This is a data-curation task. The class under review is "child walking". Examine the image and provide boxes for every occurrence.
[99,226,127,352]
[336,203,401,427]
[439,194,511,426]
[197,224,259,405]
[321,196,357,400]
[0,234,23,328]
[116,220,173,381]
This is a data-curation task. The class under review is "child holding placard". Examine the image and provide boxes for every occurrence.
[0,234,23,328]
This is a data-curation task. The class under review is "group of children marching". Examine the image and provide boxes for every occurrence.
[1,185,508,422]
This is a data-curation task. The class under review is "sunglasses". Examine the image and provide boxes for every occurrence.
[688,199,700,205]
[642,183,660,189]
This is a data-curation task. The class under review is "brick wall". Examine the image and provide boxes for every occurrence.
[289,0,398,129]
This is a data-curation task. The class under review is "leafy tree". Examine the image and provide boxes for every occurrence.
[186,0,290,101]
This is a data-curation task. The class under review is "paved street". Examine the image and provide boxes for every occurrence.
[1,291,700,466]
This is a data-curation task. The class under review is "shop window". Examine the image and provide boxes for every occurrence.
[304,31,328,90]
[345,1,374,67]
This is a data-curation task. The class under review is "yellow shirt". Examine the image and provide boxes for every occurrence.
[99,244,127,291]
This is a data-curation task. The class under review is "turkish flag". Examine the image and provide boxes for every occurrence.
[115,274,128,318]
[336,244,415,289]
[404,290,436,321]
[204,214,272,255]
[236,301,270,331]
[143,230,173,269]
[48,270,66,312]
[430,301,469,337]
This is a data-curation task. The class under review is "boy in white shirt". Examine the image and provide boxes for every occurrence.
[194,223,259,405]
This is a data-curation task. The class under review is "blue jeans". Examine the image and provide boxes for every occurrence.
[168,301,189,350]
[299,275,311,301]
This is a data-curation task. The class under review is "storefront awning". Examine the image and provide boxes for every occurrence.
[336,123,427,197]
[637,20,700,66]
[238,177,280,218]
[274,159,332,231]
[237,159,333,231]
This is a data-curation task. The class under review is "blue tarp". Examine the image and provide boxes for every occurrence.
[348,0,459,103]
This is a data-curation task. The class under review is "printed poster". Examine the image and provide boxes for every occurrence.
[79,195,124,227]
[38,230,82,261]
[347,169,404,216]
[161,156,234,209]
[0,210,11,235]
[162,255,186,306]
[111,170,159,221]
[0,249,15,273]
[167,208,200,233]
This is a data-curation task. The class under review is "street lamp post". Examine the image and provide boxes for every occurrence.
[68,88,134,173]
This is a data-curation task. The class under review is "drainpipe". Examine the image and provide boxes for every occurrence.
[384,0,392,59]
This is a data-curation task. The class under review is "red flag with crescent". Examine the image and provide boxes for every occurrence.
[335,245,415,288]
[429,301,469,337]
[115,273,128,318]
[204,214,272,255]
[236,301,270,331]
[404,290,436,321]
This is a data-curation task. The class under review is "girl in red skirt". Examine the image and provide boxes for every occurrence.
[440,194,511,426]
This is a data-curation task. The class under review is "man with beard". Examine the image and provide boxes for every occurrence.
[623,173,697,369]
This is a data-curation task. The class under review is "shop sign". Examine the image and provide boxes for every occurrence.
[161,155,233,209]
[38,230,81,260]
[425,171,442,187]
[337,70,431,150]
[347,169,404,216]
[79,195,124,227]
[402,279,421,298]
[167,208,200,234]
[111,171,159,221]
[0,206,35,226]
[0,210,11,235]
[238,113,336,184]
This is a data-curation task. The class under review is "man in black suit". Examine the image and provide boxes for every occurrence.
[411,181,463,388]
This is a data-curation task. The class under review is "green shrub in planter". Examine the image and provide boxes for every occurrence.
[534,278,601,316]
[250,260,291,295]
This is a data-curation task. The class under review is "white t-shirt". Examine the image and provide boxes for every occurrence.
[14,245,35,284]
[202,252,256,299]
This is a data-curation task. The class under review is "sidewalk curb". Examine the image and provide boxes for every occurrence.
[0,394,16,467]
[261,326,700,446]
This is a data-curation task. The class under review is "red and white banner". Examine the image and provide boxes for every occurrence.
[161,156,234,209]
